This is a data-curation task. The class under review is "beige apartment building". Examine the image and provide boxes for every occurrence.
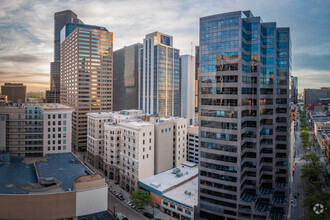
[158,117,187,167]
[86,110,188,193]
[119,121,155,193]
[60,25,113,151]
[151,118,174,174]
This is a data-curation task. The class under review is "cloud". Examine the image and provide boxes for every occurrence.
[0,54,41,63]
[0,0,329,92]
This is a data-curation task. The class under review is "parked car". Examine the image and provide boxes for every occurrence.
[131,205,136,209]
[134,206,142,212]
[124,200,132,206]
[143,213,154,219]
[115,212,128,220]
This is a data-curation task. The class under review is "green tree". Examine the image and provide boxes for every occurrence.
[129,189,150,209]
[300,152,322,182]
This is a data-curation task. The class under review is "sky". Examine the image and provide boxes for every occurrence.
[0,0,329,92]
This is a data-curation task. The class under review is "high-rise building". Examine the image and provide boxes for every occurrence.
[113,43,143,111]
[139,32,181,117]
[199,11,291,219]
[0,103,73,157]
[181,55,196,126]
[291,76,298,104]
[1,83,26,103]
[195,46,200,113]
[60,24,113,151]
[46,10,83,103]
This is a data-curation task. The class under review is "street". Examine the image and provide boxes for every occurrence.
[108,191,147,220]
[290,115,307,220]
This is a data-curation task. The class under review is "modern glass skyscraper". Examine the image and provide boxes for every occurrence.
[199,11,291,219]
[60,24,113,151]
[46,10,83,103]
[113,43,143,111]
[291,76,298,104]
[139,32,181,117]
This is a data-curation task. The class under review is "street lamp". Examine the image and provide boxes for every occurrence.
[114,204,117,217]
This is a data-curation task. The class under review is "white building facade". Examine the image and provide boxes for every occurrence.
[187,126,199,164]
[181,55,196,127]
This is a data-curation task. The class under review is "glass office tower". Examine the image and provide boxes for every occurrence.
[291,76,298,104]
[60,25,113,151]
[113,43,143,111]
[139,32,181,117]
[199,11,291,220]
[46,10,83,103]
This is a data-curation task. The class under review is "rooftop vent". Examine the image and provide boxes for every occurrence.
[176,172,183,177]
[151,182,161,188]
[172,168,181,174]
[184,190,192,196]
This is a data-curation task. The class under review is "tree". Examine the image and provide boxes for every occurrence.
[300,152,322,182]
[129,189,150,209]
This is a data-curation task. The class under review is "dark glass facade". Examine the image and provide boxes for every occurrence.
[199,11,291,220]
[113,43,143,111]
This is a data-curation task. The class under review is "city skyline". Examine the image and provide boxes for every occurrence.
[0,0,329,93]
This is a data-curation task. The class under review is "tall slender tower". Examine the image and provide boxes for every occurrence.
[198,11,291,219]
[46,10,83,103]
[138,32,181,117]
[60,24,113,151]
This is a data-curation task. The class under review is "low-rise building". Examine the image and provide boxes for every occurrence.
[139,162,198,220]
[0,153,108,219]
[187,126,199,163]
[0,103,74,157]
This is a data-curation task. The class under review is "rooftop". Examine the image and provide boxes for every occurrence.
[39,103,74,110]
[187,126,199,135]
[121,121,154,129]
[0,153,93,194]
[163,177,198,208]
[139,163,198,194]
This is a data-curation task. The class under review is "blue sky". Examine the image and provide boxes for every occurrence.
[0,0,329,92]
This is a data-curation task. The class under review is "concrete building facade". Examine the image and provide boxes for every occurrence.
[0,103,73,157]
[181,55,196,126]
[1,83,26,103]
[187,126,199,164]
[87,110,188,193]
[199,11,291,219]
[60,25,113,151]
[304,87,330,110]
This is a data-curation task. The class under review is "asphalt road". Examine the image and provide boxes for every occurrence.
[290,111,307,220]
[108,190,147,220]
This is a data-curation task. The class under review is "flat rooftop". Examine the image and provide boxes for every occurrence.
[0,153,93,194]
[121,120,154,129]
[187,126,199,135]
[39,103,74,110]
[163,177,198,208]
[139,164,198,194]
